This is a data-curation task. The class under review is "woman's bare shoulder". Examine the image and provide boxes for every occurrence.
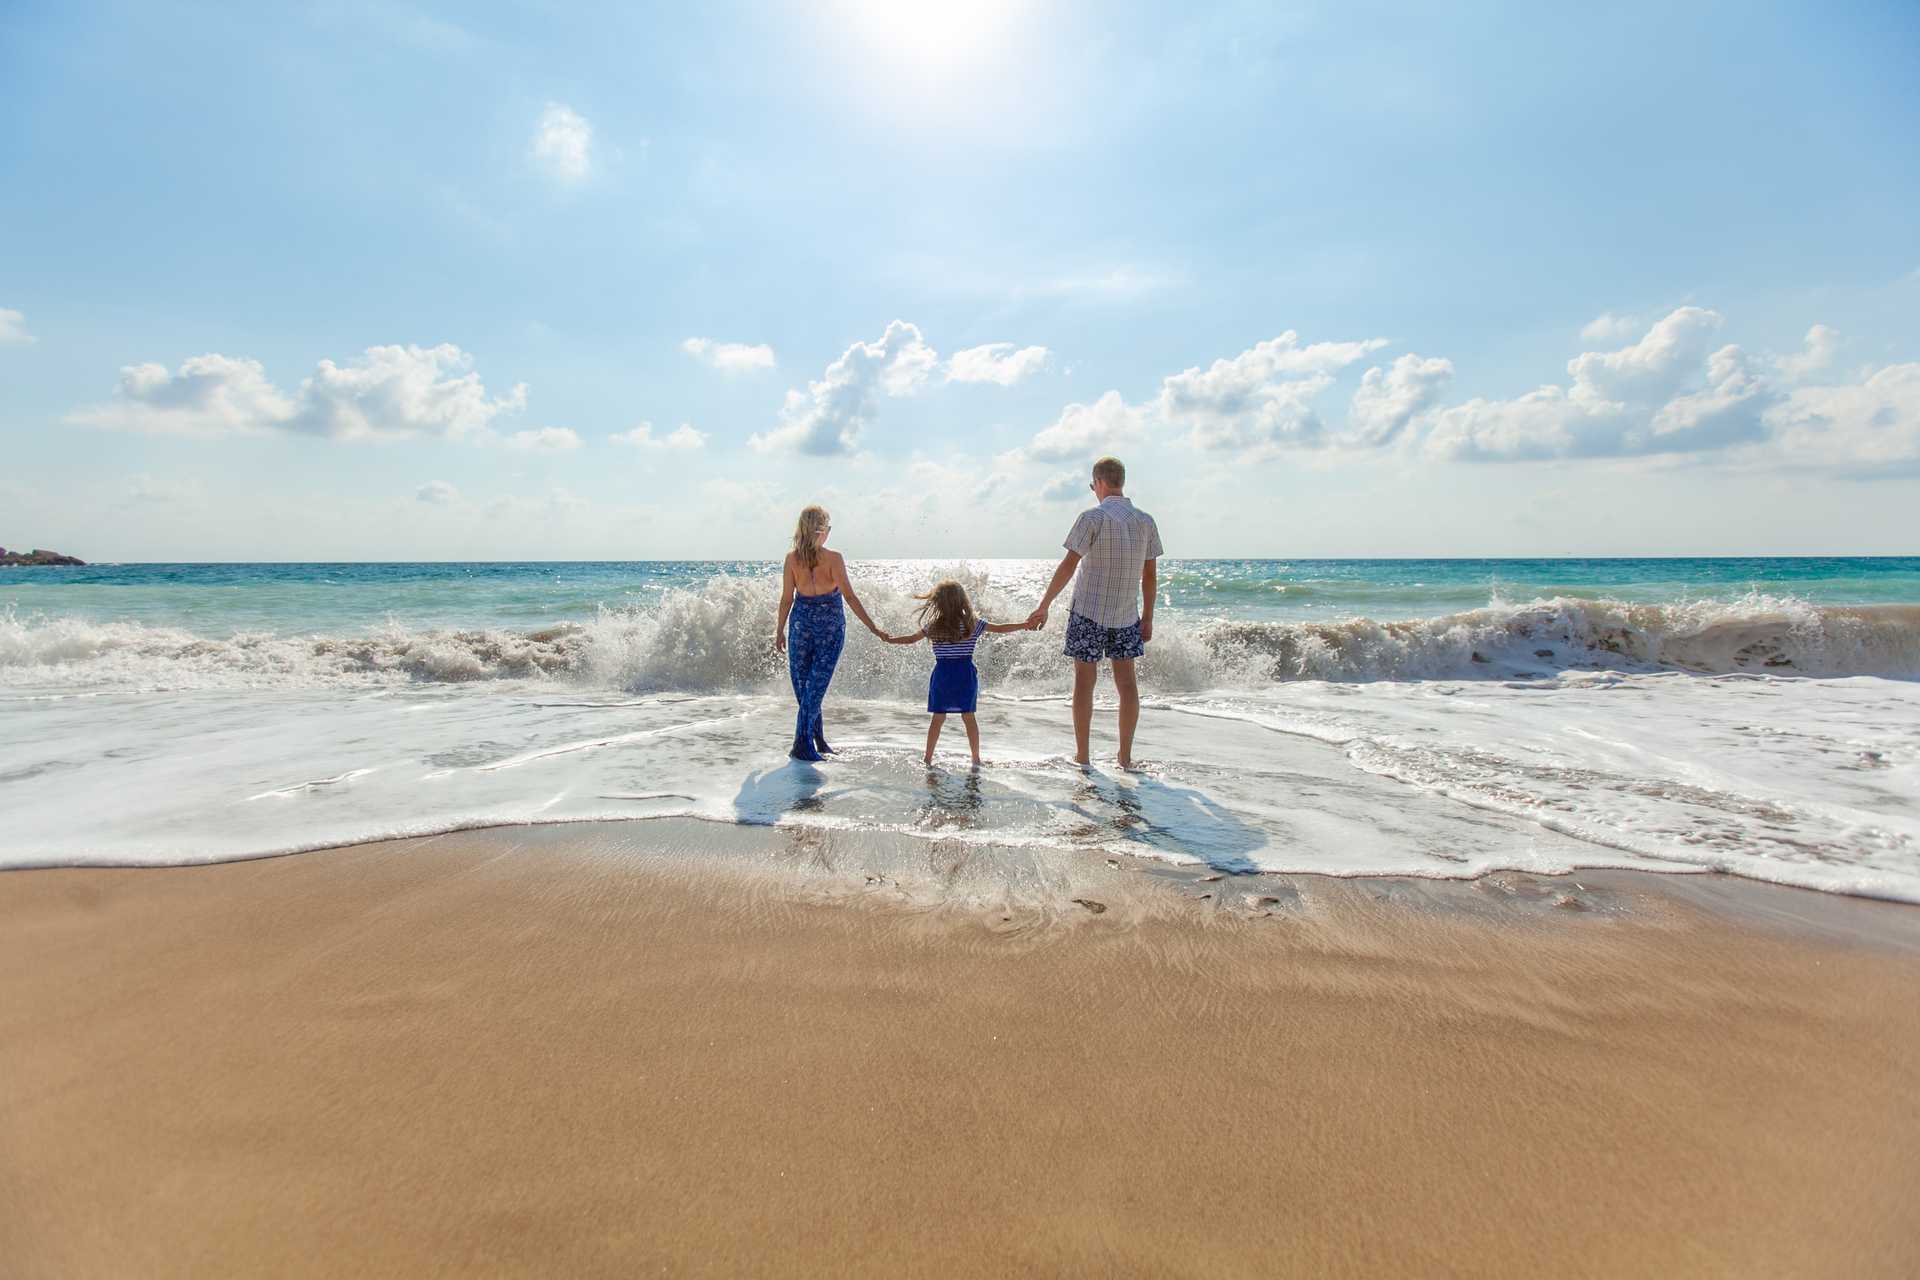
[823,548,848,568]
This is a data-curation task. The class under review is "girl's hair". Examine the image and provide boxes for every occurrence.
[791,505,830,570]
[914,579,976,644]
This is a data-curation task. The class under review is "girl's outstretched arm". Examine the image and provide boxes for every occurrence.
[832,553,886,637]
[774,555,796,651]
[884,629,925,645]
[981,620,1029,634]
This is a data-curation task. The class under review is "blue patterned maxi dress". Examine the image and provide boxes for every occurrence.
[787,589,845,760]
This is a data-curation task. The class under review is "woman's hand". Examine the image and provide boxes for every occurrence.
[773,629,786,653]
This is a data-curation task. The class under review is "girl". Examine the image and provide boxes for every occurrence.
[886,580,1030,767]
[774,505,886,761]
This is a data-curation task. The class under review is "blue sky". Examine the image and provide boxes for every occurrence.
[3,0,1918,559]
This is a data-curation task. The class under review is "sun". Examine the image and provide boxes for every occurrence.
[833,0,1025,74]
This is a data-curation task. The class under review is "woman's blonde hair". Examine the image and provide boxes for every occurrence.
[791,505,830,570]
[914,580,976,644]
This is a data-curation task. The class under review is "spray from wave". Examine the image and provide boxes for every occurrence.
[5,579,1919,694]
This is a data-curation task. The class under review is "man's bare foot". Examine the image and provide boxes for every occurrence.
[1072,754,1091,768]
[970,757,982,769]
[923,752,935,766]
[1117,756,1135,770]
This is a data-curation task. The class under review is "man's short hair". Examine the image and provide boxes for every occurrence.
[1091,456,1125,489]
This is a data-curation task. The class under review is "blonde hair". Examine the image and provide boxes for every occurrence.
[914,580,977,644]
[1092,456,1126,489]
[791,505,830,570]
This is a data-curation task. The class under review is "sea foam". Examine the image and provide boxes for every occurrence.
[6,581,1919,694]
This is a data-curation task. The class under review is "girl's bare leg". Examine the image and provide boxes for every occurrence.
[924,714,945,764]
[961,713,981,766]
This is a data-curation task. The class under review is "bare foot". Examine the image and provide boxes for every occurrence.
[924,752,935,766]
[970,757,982,769]
[1117,757,1135,771]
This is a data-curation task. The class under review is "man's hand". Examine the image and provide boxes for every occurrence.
[1140,616,1153,644]
[1025,608,1048,630]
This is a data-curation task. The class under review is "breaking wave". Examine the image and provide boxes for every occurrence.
[5,579,1918,694]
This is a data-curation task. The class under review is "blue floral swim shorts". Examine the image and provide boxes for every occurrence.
[1064,610,1145,663]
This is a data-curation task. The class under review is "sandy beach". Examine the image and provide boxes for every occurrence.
[3,821,1917,1277]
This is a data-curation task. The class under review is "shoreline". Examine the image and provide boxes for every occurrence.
[10,807,1920,914]
[4,824,1918,1276]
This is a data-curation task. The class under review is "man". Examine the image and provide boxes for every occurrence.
[1026,456,1163,769]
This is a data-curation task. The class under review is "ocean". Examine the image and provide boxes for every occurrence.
[4,558,1918,900]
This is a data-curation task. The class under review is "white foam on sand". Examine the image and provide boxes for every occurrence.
[5,660,1916,901]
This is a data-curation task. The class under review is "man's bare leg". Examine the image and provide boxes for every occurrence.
[1113,658,1140,768]
[1072,660,1097,766]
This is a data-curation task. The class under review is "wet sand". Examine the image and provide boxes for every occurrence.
[3,822,1918,1277]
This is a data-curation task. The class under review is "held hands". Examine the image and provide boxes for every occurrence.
[1024,607,1048,631]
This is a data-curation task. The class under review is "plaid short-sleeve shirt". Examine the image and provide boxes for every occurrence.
[1064,496,1163,628]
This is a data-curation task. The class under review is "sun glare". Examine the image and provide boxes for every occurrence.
[834,0,1024,74]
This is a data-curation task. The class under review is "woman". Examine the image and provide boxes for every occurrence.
[774,505,885,761]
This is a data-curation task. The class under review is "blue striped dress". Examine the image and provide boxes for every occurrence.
[927,618,987,714]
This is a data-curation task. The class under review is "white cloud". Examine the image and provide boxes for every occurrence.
[610,421,706,449]
[1580,312,1640,343]
[69,344,527,441]
[1039,473,1085,502]
[1424,308,1782,462]
[947,342,1050,385]
[1344,354,1454,447]
[506,426,581,451]
[72,353,295,437]
[532,102,592,182]
[0,307,34,344]
[1018,390,1147,462]
[416,480,458,504]
[293,345,527,440]
[1774,324,1840,381]
[1564,306,1722,405]
[750,320,937,455]
[1157,331,1388,452]
[681,337,775,374]
[1773,362,1920,468]
[1424,386,1610,462]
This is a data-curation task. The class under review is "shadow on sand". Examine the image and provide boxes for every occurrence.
[1069,771,1266,874]
[731,760,831,824]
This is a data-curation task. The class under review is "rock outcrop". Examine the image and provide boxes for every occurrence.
[0,547,86,566]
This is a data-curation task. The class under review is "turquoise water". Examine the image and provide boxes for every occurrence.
[6,558,1918,636]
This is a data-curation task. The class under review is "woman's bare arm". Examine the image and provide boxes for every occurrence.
[832,553,885,636]
[774,555,796,651]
